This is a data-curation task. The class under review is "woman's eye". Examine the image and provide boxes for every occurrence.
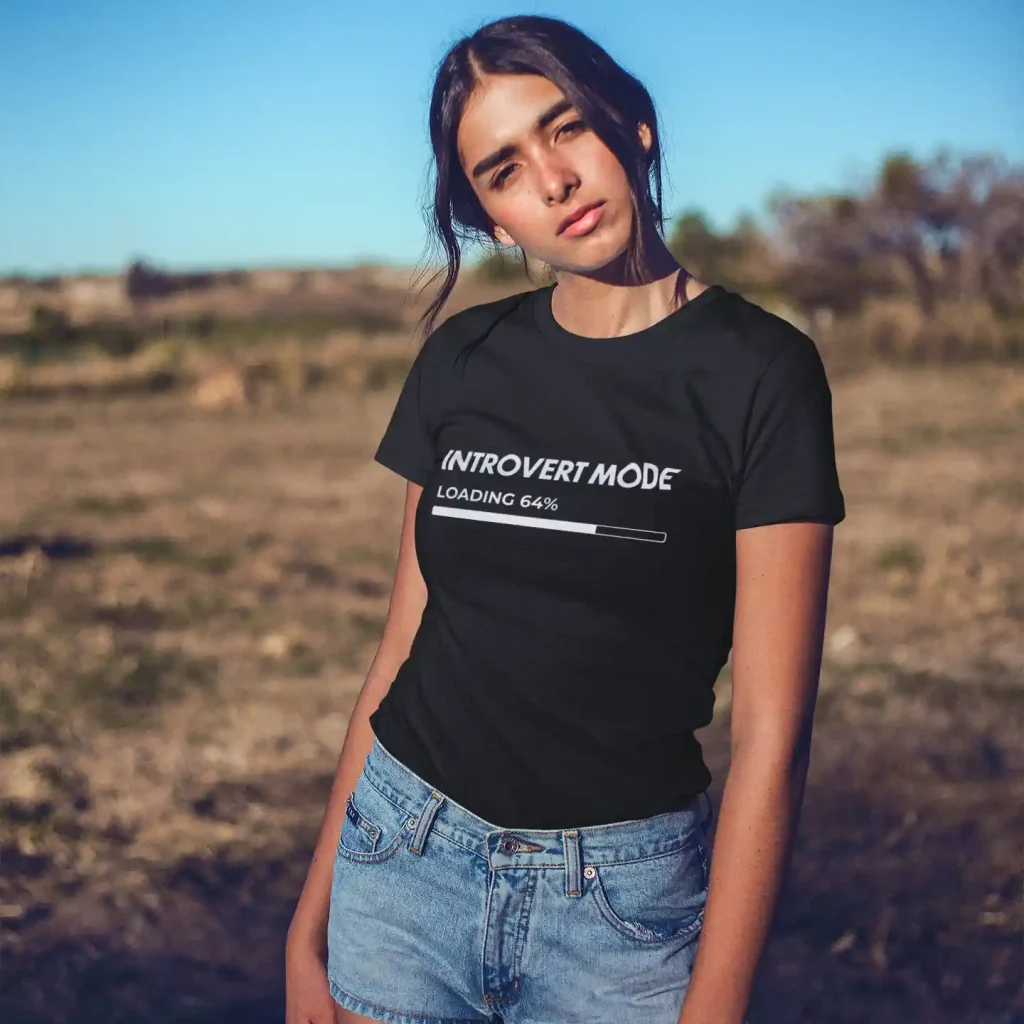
[558,119,586,138]
[492,165,516,189]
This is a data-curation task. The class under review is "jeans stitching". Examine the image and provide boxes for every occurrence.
[329,977,484,1023]
[344,794,382,853]
[363,771,414,820]
[589,868,706,946]
[511,868,538,986]
[429,826,487,860]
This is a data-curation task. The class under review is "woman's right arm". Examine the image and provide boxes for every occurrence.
[285,480,427,977]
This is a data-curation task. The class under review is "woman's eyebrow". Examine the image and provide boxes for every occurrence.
[470,98,576,178]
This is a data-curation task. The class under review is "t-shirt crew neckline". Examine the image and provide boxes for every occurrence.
[531,280,727,354]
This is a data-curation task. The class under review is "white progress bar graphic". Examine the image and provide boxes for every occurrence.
[432,505,667,543]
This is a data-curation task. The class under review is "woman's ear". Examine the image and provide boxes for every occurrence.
[493,224,517,248]
[637,122,653,153]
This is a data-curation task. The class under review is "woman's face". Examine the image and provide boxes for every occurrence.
[456,72,647,273]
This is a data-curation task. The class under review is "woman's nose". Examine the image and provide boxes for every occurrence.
[538,158,580,205]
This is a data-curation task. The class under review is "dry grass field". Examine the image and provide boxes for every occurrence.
[1,355,1021,1023]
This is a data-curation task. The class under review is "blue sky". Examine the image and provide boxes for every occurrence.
[2,0,1021,275]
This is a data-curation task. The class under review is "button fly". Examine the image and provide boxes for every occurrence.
[498,836,518,854]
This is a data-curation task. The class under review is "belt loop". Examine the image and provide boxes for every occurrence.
[408,791,444,856]
[562,829,582,898]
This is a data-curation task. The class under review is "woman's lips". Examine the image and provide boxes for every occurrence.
[559,202,605,237]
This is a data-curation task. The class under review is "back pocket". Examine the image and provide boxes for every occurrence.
[589,835,709,945]
[337,770,414,863]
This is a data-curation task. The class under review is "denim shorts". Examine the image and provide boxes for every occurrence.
[327,737,713,1024]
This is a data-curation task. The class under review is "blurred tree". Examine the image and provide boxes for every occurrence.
[126,259,174,301]
[125,259,214,300]
[30,304,73,346]
[475,246,530,282]
[667,210,778,295]
[667,211,720,276]
[770,150,1024,317]
[89,322,144,358]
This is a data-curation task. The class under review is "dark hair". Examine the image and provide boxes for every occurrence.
[413,14,668,340]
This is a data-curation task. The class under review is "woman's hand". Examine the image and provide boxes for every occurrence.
[285,934,336,1024]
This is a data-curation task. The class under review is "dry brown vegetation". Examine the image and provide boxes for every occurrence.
[676,151,1024,367]
[1,147,1021,1023]
[0,343,1021,1022]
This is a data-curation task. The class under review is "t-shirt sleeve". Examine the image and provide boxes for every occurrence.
[734,333,846,529]
[373,340,436,486]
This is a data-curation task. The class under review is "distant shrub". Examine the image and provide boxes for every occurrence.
[86,321,145,358]
[126,259,176,300]
[475,248,529,282]
[0,684,58,750]
[72,494,148,516]
[363,354,420,391]
[72,648,218,729]
[153,310,404,347]
[875,540,924,574]
[819,298,1023,365]
[125,259,216,300]
[185,313,219,339]
[30,305,74,347]
[336,309,404,334]
[0,306,144,361]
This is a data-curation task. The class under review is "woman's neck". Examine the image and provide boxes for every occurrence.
[549,233,708,340]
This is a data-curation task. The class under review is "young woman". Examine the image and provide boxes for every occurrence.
[286,15,844,1024]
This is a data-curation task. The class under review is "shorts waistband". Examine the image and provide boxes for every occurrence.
[364,737,710,879]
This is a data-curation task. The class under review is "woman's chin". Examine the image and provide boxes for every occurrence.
[545,241,632,277]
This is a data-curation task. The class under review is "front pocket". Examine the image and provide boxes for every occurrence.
[589,838,709,945]
[336,771,415,864]
[341,795,382,854]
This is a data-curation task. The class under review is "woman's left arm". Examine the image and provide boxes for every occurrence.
[678,519,836,1024]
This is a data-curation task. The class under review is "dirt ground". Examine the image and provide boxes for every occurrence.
[1,360,1021,1023]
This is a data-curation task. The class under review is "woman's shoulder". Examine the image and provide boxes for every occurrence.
[701,287,826,381]
[413,287,539,374]
[427,287,538,345]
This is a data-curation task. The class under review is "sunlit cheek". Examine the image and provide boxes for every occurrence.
[593,151,629,192]
[486,188,540,241]
[475,189,518,239]
[484,195,519,237]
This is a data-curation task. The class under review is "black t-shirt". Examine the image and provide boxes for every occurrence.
[368,282,845,829]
